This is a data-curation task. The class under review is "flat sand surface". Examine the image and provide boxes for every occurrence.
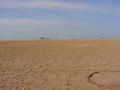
[0,39,120,90]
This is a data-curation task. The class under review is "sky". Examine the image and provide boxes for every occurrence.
[0,0,120,40]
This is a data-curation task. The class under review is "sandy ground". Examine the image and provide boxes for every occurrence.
[0,39,120,90]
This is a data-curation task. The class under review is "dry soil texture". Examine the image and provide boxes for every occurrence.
[0,39,120,90]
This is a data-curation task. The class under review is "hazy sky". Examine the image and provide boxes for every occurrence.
[0,0,120,40]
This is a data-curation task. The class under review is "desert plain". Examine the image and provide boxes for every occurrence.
[0,39,120,90]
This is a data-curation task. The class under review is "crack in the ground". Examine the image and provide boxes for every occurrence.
[88,71,104,88]
[88,72,99,81]
[88,71,120,88]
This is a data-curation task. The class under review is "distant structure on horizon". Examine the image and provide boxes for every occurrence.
[40,37,50,39]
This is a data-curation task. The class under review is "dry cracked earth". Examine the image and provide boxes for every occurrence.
[0,39,120,90]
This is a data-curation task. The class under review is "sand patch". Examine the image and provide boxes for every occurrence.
[1,39,120,90]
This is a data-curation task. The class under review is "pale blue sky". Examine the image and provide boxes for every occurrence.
[0,0,120,40]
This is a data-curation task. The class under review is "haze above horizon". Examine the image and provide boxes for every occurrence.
[0,0,120,40]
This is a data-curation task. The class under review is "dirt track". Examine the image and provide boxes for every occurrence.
[0,39,120,90]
